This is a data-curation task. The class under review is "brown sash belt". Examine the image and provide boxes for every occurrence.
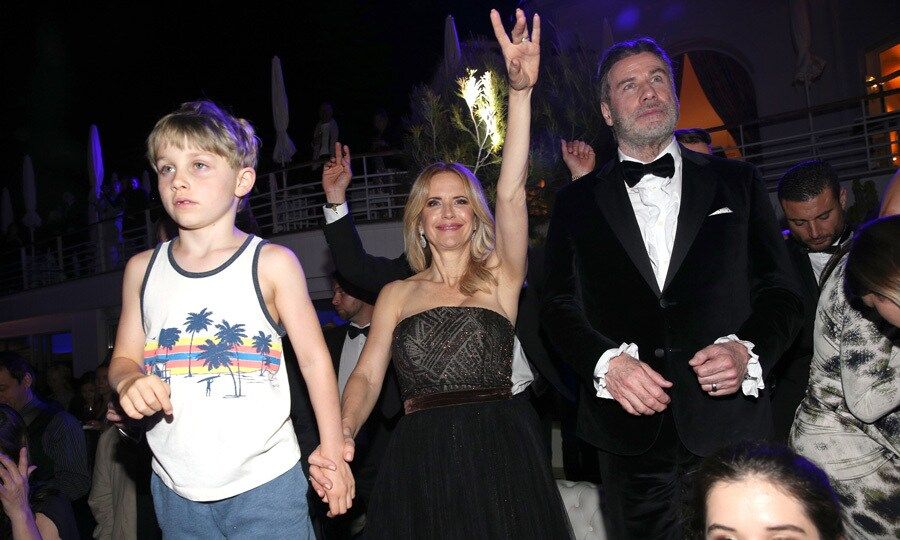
[404,386,512,414]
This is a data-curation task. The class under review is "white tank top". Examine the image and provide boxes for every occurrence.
[140,235,301,501]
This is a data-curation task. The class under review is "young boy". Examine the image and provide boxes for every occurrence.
[109,101,353,538]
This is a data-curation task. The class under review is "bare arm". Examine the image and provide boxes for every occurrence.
[262,244,354,515]
[340,281,402,437]
[490,8,540,313]
[109,251,173,419]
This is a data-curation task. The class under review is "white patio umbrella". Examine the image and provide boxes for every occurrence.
[88,124,104,223]
[443,15,462,73]
[1,187,12,235]
[271,56,297,165]
[21,155,41,240]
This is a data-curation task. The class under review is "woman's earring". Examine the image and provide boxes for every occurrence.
[419,231,428,248]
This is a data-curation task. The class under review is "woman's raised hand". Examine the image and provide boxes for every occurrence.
[490,8,540,91]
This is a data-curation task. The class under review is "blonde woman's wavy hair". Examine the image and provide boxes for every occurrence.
[403,163,497,296]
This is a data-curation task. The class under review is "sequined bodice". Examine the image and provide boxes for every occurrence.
[391,306,514,401]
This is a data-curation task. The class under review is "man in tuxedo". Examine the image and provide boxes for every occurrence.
[541,37,802,539]
[772,160,851,441]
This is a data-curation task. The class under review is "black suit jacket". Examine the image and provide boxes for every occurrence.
[771,237,819,391]
[541,147,803,456]
[322,213,574,401]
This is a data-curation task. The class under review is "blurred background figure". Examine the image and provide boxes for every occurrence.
[674,128,713,154]
[312,101,339,162]
[685,441,843,540]
[0,404,78,539]
[45,363,75,412]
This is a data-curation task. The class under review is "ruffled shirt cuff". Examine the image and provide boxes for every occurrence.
[323,201,349,223]
[715,335,764,398]
[593,343,639,399]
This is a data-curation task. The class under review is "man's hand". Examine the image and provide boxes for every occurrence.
[307,426,355,499]
[322,142,352,204]
[688,341,749,396]
[561,139,596,180]
[115,373,172,419]
[490,8,540,91]
[605,354,673,415]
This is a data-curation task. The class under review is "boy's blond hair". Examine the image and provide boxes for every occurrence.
[147,100,260,172]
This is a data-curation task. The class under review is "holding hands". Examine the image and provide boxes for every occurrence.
[322,142,352,205]
[490,9,540,90]
[689,341,750,396]
[306,427,356,517]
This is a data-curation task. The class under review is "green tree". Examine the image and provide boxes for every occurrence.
[183,308,214,377]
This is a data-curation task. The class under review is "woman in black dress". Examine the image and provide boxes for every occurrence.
[314,8,571,539]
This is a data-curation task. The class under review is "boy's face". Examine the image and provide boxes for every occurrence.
[154,143,255,232]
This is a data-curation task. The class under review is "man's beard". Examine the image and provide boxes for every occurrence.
[611,101,679,149]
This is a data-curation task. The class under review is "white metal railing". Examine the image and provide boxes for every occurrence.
[0,151,410,296]
[1,87,898,297]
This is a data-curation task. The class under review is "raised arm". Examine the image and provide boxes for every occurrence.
[322,142,412,296]
[490,8,540,302]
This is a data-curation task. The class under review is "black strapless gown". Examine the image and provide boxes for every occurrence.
[365,307,572,539]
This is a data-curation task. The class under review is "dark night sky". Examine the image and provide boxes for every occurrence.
[0,1,516,217]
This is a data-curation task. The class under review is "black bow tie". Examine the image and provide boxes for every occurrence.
[346,325,369,340]
[620,153,675,187]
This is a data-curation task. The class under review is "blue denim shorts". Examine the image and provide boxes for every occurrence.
[151,461,312,539]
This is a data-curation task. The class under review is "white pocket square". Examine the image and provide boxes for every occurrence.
[708,207,732,216]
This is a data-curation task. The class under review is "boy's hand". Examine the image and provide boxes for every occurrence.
[116,373,172,419]
[322,142,352,204]
[560,139,596,179]
[320,459,355,518]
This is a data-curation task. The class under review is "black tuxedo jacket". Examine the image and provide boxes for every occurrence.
[771,237,819,390]
[541,147,803,456]
[323,213,574,401]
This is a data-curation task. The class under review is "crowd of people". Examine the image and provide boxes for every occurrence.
[0,8,897,540]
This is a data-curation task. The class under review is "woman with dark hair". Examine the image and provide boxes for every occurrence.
[0,404,78,539]
[791,215,900,538]
[686,441,843,539]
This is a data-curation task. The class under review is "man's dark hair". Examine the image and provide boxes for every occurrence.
[685,441,843,540]
[597,37,674,104]
[331,271,375,305]
[777,160,841,202]
[675,128,711,146]
[0,351,35,384]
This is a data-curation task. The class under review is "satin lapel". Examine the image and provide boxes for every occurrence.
[594,162,662,297]
[663,151,717,291]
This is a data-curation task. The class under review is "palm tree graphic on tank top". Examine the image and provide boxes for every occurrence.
[197,339,238,397]
[183,308,213,377]
[215,320,248,396]
[156,327,181,383]
[253,331,273,376]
